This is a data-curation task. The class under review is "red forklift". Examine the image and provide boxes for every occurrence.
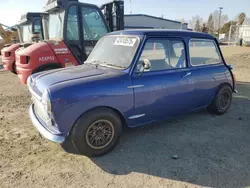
[15,0,124,84]
[1,12,48,73]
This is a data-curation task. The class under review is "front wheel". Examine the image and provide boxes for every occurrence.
[67,108,122,157]
[207,85,232,115]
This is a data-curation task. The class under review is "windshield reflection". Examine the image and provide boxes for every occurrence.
[22,24,32,42]
[86,36,140,69]
[48,11,65,39]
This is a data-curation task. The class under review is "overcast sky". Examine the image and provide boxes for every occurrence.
[0,0,249,26]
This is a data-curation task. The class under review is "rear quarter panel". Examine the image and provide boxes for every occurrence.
[186,37,234,107]
[189,64,233,107]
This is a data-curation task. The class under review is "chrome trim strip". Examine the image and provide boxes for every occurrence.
[128,114,145,119]
[127,85,144,89]
[29,104,65,143]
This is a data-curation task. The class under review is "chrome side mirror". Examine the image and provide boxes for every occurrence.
[143,59,151,70]
[137,59,151,76]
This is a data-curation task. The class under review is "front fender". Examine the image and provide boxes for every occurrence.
[49,75,134,134]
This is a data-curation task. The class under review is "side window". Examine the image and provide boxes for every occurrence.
[82,7,108,41]
[172,41,186,67]
[66,5,79,40]
[189,39,221,66]
[137,39,186,72]
[33,20,42,38]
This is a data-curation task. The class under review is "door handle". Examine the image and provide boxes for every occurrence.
[182,72,191,78]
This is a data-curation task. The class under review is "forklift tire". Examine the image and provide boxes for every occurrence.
[11,62,17,74]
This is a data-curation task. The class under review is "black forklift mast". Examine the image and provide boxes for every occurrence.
[101,0,124,32]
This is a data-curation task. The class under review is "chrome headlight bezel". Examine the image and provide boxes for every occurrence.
[42,89,52,113]
[27,76,32,88]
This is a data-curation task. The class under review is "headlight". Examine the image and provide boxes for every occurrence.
[42,89,52,113]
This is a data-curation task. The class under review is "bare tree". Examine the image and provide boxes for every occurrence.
[237,12,246,25]
[188,15,203,29]
[207,13,214,33]
[212,10,229,30]
[243,17,250,25]
[201,23,208,33]
[195,20,201,31]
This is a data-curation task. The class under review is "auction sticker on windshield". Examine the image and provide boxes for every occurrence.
[114,37,137,47]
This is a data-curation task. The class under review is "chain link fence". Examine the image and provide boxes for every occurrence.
[228,25,250,46]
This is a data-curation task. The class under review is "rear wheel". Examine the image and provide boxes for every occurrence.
[65,108,122,157]
[207,85,232,115]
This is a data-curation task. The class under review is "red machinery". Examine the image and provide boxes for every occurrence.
[15,0,124,83]
[1,12,47,73]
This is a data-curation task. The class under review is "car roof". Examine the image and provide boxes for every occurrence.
[107,29,214,39]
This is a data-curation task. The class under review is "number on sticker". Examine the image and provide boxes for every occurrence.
[114,38,137,47]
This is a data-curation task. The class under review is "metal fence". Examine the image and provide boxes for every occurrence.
[228,25,250,46]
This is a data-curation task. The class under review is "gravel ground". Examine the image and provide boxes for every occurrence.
[0,46,250,188]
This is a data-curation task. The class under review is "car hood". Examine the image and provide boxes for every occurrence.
[30,64,116,95]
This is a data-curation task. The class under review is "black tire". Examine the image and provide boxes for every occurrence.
[207,85,232,115]
[66,108,122,157]
[11,62,17,74]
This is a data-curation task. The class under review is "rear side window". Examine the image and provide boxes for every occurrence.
[189,39,221,66]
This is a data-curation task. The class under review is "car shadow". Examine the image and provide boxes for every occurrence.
[71,82,250,187]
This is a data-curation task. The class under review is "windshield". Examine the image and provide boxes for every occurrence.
[22,24,32,42]
[86,36,140,69]
[34,20,43,39]
[82,7,108,41]
[48,11,65,39]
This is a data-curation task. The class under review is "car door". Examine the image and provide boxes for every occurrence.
[65,5,84,63]
[129,37,195,126]
[188,38,226,108]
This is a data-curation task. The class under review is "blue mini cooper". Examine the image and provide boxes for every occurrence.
[27,30,236,157]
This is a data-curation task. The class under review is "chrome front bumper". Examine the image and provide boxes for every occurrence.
[29,104,65,143]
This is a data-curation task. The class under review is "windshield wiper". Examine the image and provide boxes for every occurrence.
[100,63,126,69]
[84,60,102,68]
[84,60,126,69]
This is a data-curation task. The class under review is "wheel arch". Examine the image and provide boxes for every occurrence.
[210,82,233,105]
[69,106,128,134]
